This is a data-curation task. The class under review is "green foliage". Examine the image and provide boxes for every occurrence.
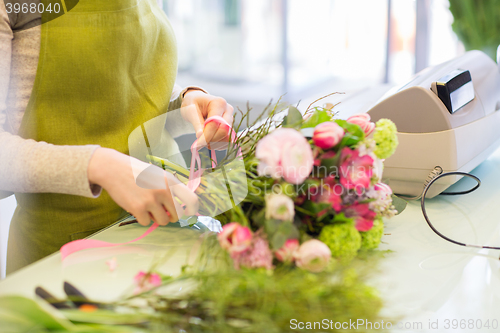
[360,219,384,250]
[301,108,332,128]
[319,223,362,260]
[391,194,407,215]
[334,119,365,147]
[301,200,332,222]
[264,218,300,250]
[449,0,500,60]
[123,264,385,333]
[319,152,341,176]
[0,296,140,333]
[282,106,303,129]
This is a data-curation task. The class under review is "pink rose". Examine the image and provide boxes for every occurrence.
[231,234,273,270]
[344,203,377,231]
[313,122,345,150]
[347,113,375,136]
[274,239,300,262]
[294,239,331,272]
[256,128,314,184]
[218,223,253,254]
[265,194,295,221]
[339,147,374,194]
[133,271,162,294]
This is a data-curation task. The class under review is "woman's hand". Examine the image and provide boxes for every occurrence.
[88,148,198,226]
[181,90,234,149]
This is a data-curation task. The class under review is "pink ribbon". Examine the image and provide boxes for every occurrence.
[187,115,238,191]
[60,115,238,260]
[60,223,158,260]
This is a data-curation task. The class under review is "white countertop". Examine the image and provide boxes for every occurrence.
[2,150,500,332]
[0,221,206,302]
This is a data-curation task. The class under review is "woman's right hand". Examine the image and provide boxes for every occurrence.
[87,148,198,226]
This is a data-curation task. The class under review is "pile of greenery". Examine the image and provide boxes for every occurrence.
[0,235,390,333]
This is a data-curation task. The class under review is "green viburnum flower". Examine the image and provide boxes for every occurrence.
[360,219,384,250]
[319,223,361,260]
[373,118,398,159]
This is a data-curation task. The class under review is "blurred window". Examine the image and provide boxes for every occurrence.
[163,0,462,95]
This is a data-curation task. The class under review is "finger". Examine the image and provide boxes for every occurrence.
[203,98,228,143]
[166,174,199,216]
[210,104,234,143]
[203,122,221,147]
[176,187,199,216]
[134,210,152,227]
[148,203,170,226]
[160,176,180,222]
[181,103,205,139]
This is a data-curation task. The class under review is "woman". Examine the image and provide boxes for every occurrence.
[0,0,233,274]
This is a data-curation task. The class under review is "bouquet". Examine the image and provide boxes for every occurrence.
[0,98,400,333]
[213,100,399,271]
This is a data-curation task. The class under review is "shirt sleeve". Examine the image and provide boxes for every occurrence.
[0,0,101,198]
[165,83,208,138]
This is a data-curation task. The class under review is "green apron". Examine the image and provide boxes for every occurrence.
[7,0,179,274]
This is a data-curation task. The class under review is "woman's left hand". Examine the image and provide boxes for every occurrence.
[180,90,234,149]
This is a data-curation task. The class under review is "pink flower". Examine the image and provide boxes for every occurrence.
[232,234,273,270]
[347,113,375,136]
[133,271,162,294]
[374,182,392,198]
[265,194,295,221]
[343,203,377,231]
[339,147,374,194]
[274,239,300,262]
[294,239,331,272]
[256,128,314,184]
[218,223,253,254]
[106,257,118,272]
[313,122,345,150]
[315,182,343,213]
[371,183,396,218]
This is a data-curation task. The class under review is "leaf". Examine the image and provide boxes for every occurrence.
[282,106,303,129]
[286,223,300,240]
[265,219,280,234]
[301,109,332,128]
[320,154,341,175]
[277,221,299,240]
[61,309,150,326]
[302,200,331,216]
[391,194,407,215]
[0,296,74,331]
[334,119,365,147]
[0,308,46,333]
[271,232,287,250]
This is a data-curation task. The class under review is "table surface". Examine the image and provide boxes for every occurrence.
[2,152,500,332]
